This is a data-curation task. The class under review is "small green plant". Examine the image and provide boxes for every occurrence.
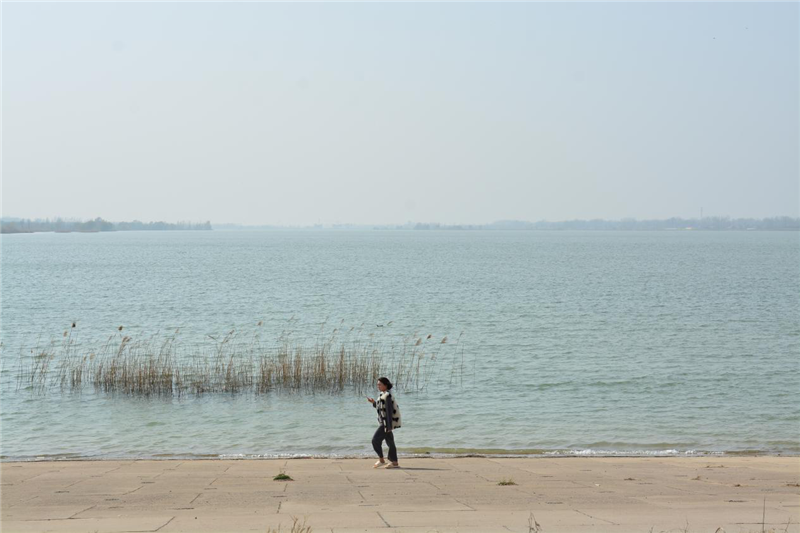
[498,478,516,486]
[273,470,293,481]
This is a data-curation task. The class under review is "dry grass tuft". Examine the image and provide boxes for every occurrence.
[265,516,311,533]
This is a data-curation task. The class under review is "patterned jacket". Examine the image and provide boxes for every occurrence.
[374,391,401,430]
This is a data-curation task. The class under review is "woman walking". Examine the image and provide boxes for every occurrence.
[367,377,401,469]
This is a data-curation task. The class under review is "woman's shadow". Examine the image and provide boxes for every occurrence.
[390,467,448,470]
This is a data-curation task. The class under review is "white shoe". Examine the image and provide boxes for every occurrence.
[373,460,387,468]
[384,463,400,469]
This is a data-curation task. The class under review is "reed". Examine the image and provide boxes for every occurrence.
[13,321,470,397]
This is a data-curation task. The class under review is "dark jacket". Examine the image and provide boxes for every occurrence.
[374,391,401,430]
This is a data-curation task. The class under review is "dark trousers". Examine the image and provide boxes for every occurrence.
[372,425,398,462]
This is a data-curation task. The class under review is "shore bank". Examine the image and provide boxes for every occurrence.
[2,456,798,533]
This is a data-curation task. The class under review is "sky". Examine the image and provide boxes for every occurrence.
[3,2,798,226]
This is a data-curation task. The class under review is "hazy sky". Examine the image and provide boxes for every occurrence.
[4,2,798,225]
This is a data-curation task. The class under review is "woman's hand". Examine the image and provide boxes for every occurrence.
[367,397,375,404]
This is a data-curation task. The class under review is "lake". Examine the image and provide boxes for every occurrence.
[1,230,798,460]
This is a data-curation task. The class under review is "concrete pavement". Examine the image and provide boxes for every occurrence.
[2,456,798,532]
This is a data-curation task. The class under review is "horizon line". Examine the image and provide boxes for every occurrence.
[4,215,800,227]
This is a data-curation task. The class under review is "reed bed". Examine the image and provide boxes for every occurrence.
[13,322,468,397]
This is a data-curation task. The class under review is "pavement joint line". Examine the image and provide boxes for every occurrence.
[19,495,40,506]
[123,485,143,495]
[154,515,176,531]
[68,504,96,519]
[736,522,795,526]
[574,508,620,525]
[452,498,476,511]
[474,473,493,482]
[663,484,710,495]
[15,517,99,522]
[208,477,219,486]
[487,457,520,470]
[102,465,125,475]
[512,487,538,497]
[189,492,202,504]
[376,511,391,527]
[19,471,57,483]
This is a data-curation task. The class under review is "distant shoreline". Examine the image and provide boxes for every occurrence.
[215,227,800,232]
[3,216,799,233]
[1,229,209,235]
[1,217,212,234]
[217,216,800,231]
[5,227,798,234]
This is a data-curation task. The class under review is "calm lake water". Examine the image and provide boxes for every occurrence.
[1,230,798,460]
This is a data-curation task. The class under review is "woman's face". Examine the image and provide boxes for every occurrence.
[377,381,386,392]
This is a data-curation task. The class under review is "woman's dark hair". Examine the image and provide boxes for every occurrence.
[378,377,393,390]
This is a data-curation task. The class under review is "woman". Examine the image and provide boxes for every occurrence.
[366,377,402,469]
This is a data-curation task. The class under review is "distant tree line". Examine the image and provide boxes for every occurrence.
[408,216,800,231]
[1,217,212,234]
